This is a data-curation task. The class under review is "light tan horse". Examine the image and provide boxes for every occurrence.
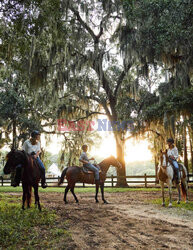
[157,150,188,207]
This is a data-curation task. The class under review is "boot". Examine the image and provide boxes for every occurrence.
[41,176,48,188]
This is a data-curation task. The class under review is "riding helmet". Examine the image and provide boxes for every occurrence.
[31,130,40,138]
[167,138,174,144]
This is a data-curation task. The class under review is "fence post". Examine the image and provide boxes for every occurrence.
[111,175,114,187]
[144,173,147,188]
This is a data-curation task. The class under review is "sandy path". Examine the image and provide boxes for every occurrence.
[41,190,193,250]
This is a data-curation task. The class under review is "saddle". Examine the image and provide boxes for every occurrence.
[82,164,101,174]
[169,160,186,181]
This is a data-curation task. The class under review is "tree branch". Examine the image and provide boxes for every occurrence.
[114,63,132,97]
[70,6,98,43]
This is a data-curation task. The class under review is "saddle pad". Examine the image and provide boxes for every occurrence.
[82,165,101,174]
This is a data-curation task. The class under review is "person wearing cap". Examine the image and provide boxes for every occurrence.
[12,130,47,188]
[79,145,100,183]
[167,138,180,184]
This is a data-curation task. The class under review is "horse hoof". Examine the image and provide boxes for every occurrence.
[168,203,172,208]
[76,200,79,204]
[22,206,25,210]
[103,200,108,204]
[177,200,180,204]
[64,201,68,204]
[162,203,165,207]
[96,200,99,203]
[185,200,189,204]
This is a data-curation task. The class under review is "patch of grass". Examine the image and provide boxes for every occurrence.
[0,186,162,193]
[0,186,192,194]
[147,198,193,211]
[0,194,70,248]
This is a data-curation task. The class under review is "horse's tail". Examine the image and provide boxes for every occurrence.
[23,183,32,207]
[179,163,188,201]
[180,182,187,201]
[58,167,68,185]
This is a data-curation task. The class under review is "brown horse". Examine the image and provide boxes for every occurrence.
[58,155,122,204]
[3,149,42,211]
[158,150,188,207]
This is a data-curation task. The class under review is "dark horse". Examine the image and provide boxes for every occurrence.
[58,155,122,204]
[3,149,42,211]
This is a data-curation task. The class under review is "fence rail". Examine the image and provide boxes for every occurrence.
[1,174,193,188]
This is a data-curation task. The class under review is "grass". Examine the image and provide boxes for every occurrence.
[0,186,163,193]
[148,197,193,211]
[0,193,71,249]
[0,186,193,193]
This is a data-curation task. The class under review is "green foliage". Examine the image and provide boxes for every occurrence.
[0,194,58,248]
[148,197,193,211]
[144,87,193,121]
[0,187,162,193]
[123,0,193,67]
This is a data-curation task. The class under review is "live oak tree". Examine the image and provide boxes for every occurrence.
[1,0,193,182]
[121,0,193,173]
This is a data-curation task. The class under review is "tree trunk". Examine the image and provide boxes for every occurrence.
[183,126,189,176]
[114,132,128,187]
[188,126,193,174]
[12,118,17,149]
[155,155,159,183]
[189,136,193,174]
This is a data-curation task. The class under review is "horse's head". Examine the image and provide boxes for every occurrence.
[107,155,122,169]
[160,149,168,169]
[3,149,27,174]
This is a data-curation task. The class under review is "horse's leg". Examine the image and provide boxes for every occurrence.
[160,181,165,207]
[100,182,108,204]
[22,185,26,210]
[167,180,172,207]
[70,186,79,203]
[34,185,41,211]
[176,182,181,204]
[27,186,31,208]
[34,187,37,206]
[64,185,70,204]
[95,182,99,203]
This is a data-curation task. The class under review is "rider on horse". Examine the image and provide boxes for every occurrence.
[79,145,100,184]
[12,130,47,188]
[167,138,180,184]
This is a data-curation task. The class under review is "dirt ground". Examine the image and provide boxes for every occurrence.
[40,190,193,250]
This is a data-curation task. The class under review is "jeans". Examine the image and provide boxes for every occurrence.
[84,162,99,180]
[171,160,180,180]
[36,157,45,174]
[36,157,46,183]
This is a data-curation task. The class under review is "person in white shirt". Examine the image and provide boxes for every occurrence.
[79,145,100,182]
[12,130,47,188]
[167,138,180,183]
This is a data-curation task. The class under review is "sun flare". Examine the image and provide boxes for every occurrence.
[89,133,152,163]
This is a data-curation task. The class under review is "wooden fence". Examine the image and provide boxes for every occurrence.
[1,174,193,188]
